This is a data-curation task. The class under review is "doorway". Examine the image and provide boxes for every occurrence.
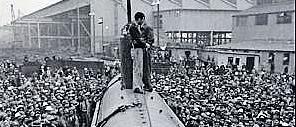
[246,57,255,73]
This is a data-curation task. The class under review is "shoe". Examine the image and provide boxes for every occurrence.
[134,87,144,94]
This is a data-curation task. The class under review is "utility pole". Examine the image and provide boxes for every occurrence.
[152,0,160,46]
[77,7,81,53]
[127,0,131,23]
[89,12,95,56]
[102,17,104,52]
[121,0,133,89]
[98,17,104,55]
[11,4,15,48]
[11,4,15,22]
[89,0,95,56]
[157,1,160,46]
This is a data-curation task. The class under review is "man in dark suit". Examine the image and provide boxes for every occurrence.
[128,12,154,93]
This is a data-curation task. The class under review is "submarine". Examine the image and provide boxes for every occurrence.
[90,75,185,127]
[91,0,185,126]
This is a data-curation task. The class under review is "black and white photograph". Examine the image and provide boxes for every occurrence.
[0,0,295,126]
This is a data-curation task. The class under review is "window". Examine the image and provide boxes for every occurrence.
[192,33,197,44]
[166,33,172,39]
[170,31,212,46]
[182,33,188,43]
[188,33,194,43]
[277,12,292,24]
[197,32,211,47]
[236,16,248,27]
[168,32,181,43]
[213,32,232,46]
[284,67,288,74]
[235,58,240,65]
[283,53,290,65]
[268,52,275,63]
[255,14,268,25]
[228,57,234,65]
[176,32,181,42]
[185,51,191,58]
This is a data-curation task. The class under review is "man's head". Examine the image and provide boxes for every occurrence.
[134,12,145,25]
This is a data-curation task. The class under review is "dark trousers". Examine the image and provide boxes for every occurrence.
[142,48,152,88]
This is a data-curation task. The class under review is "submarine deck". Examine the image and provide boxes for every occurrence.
[91,75,185,127]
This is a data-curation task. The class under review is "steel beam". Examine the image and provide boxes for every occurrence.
[31,36,89,39]
[14,20,71,24]
[37,23,41,48]
[80,21,91,36]
[28,23,31,48]
[71,22,75,47]
[77,7,81,52]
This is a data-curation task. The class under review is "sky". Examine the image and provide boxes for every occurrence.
[0,0,61,26]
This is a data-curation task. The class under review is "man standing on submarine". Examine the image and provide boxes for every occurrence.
[124,12,154,93]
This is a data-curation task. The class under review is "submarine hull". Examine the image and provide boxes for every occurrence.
[91,75,185,127]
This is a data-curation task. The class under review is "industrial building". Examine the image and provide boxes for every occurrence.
[201,0,295,74]
[157,0,254,59]
[10,0,254,58]
[0,26,13,49]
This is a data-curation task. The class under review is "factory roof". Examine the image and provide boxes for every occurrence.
[233,0,295,16]
[21,0,89,20]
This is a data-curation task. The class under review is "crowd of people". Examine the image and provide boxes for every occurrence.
[151,49,173,63]
[0,59,119,127]
[153,63,295,127]
[0,51,295,127]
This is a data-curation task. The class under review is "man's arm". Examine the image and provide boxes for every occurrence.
[146,26,154,46]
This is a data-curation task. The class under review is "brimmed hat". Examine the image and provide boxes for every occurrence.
[45,106,54,111]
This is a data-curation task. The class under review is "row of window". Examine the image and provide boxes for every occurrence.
[268,52,290,65]
[226,52,290,66]
[236,12,292,26]
[165,31,232,46]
